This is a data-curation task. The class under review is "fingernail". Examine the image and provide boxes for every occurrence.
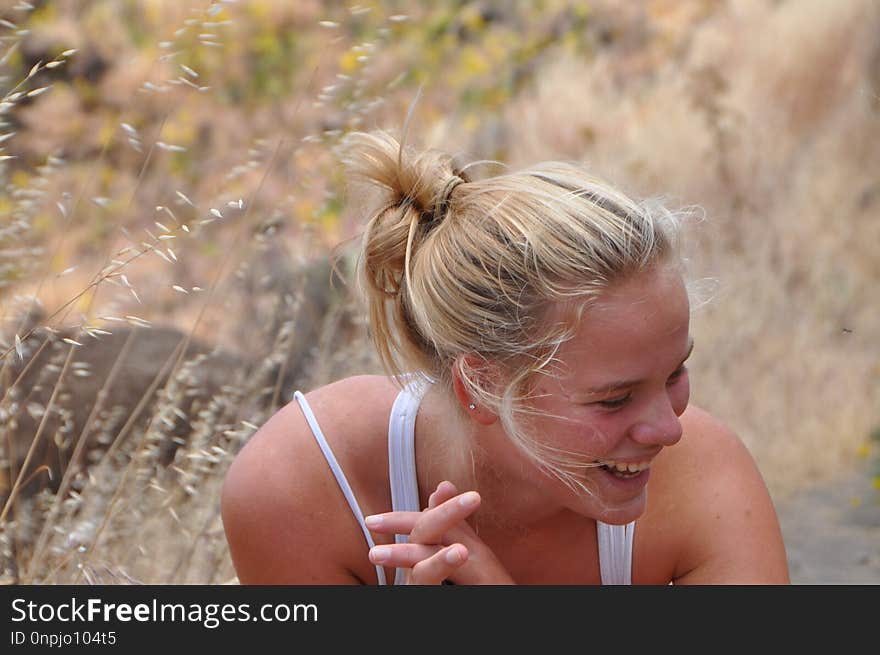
[445,546,462,564]
[365,515,382,529]
[459,491,479,509]
[371,546,390,562]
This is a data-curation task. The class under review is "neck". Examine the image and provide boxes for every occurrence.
[416,385,580,535]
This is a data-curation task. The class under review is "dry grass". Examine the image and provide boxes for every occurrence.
[0,0,877,584]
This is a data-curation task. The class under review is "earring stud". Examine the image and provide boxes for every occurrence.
[468,403,476,410]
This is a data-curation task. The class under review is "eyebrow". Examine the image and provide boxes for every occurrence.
[583,338,695,396]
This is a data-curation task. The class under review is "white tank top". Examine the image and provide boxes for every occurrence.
[294,375,634,585]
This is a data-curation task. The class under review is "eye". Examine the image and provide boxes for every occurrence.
[595,394,631,409]
[667,365,688,385]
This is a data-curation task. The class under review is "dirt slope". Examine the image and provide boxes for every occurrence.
[776,464,880,585]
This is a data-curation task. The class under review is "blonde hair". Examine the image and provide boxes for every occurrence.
[341,130,683,494]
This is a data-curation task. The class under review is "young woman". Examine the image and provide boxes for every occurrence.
[221,130,790,585]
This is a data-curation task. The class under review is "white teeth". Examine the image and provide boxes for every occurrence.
[600,460,651,473]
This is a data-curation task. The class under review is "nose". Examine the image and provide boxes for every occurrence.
[629,395,684,447]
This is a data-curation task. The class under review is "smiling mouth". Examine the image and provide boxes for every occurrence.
[596,460,651,479]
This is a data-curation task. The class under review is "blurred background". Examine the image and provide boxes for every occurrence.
[0,0,877,584]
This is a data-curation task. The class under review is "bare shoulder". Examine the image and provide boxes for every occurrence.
[221,374,399,584]
[667,404,748,468]
[649,405,755,508]
[647,404,790,584]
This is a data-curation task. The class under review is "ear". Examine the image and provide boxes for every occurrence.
[451,354,499,426]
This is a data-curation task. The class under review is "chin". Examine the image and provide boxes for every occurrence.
[595,504,645,525]
[580,487,648,525]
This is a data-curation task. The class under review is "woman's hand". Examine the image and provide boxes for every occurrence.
[365,481,515,585]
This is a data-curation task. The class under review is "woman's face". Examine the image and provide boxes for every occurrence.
[527,265,692,524]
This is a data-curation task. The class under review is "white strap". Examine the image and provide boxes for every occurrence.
[597,520,635,585]
[294,391,387,585]
[388,384,422,518]
[387,375,431,585]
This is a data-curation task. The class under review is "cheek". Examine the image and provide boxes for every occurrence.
[569,412,629,456]
[670,374,691,416]
[539,412,619,457]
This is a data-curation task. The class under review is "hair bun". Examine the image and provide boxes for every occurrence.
[340,130,464,223]
[431,174,465,224]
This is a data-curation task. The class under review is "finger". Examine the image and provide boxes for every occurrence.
[368,542,441,568]
[364,510,421,534]
[409,544,469,585]
[428,480,459,509]
[365,488,478,538]
[410,491,481,544]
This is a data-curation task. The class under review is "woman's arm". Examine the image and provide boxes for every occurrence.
[664,406,790,584]
[221,401,363,584]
